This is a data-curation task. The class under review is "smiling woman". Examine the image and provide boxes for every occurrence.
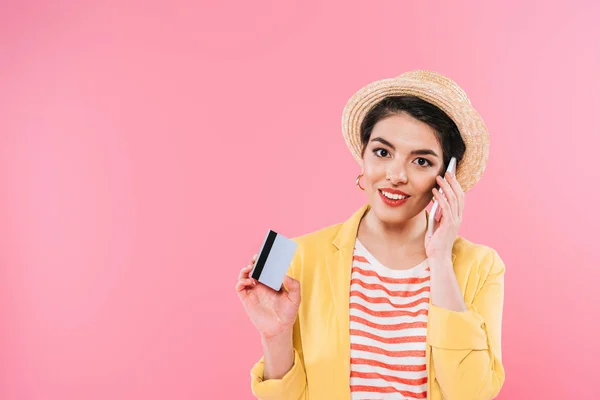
[357,96,466,228]
[237,70,505,400]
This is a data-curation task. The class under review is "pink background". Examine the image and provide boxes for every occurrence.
[1,1,599,399]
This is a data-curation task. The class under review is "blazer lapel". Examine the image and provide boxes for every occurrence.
[324,204,371,372]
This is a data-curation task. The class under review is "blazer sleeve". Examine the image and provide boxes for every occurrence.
[427,248,506,400]
[249,241,308,400]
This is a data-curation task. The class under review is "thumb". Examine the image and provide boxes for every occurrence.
[283,275,301,305]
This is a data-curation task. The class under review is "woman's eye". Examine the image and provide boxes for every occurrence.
[374,148,390,157]
[415,157,432,167]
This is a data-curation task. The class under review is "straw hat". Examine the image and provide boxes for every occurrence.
[341,70,489,192]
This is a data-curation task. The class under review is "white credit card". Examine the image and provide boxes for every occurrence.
[250,230,298,291]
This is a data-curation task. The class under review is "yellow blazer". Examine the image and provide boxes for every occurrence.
[250,204,505,400]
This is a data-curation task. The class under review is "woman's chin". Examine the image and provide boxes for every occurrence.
[371,200,426,223]
[371,204,407,222]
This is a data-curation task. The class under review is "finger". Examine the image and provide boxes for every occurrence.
[238,264,253,281]
[433,188,453,225]
[436,175,457,215]
[436,175,458,219]
[283,275,301,306]
[445,171,464,219]
[235,278,256,293]
[251,253,258,263]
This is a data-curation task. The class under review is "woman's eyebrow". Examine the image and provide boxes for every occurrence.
[370,137,439,158]
[410,149,439,158]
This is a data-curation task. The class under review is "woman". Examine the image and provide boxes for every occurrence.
[236,70,505,400]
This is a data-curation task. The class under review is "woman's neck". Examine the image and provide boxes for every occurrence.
[359,208,428,249]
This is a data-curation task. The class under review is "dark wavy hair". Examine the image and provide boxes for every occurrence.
[359,96,466,173]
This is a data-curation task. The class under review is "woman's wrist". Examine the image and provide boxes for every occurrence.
[261,328,294,380]
[261,328,293,347]
[429,257,467,312]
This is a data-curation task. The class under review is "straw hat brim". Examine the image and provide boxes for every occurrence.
[341,70,489,193]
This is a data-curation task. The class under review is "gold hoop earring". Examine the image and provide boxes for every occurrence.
[355,174,365,191]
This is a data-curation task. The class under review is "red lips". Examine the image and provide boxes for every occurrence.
[378,189,410,207]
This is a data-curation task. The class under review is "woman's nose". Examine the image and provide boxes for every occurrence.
[386,168,408,184]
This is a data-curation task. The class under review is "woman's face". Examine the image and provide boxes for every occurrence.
[360,112,445,225]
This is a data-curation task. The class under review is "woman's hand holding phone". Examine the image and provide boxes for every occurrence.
[425,157,464,262]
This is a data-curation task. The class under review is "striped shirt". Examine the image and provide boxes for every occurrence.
[349,238,431,400]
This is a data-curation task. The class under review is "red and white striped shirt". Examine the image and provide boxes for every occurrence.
[349,238,431,400]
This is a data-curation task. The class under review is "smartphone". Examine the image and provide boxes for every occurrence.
[427,157,457,238]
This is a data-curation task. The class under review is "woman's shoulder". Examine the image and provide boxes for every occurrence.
[453,236,506,277]
[291,221,344,254]
[285,222,345,280]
